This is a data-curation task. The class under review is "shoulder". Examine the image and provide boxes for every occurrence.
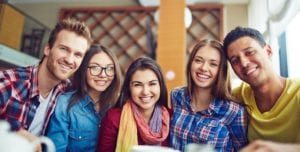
[170,86,187,99]
[171,86,186,94]
[0,66,34,83]
[55,91,76,110]
[106,107,122,118]
[217,99,246,120]
[102,107,122,127]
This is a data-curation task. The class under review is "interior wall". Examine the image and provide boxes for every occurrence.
[223,4,248,37]
[13,0,137,28]
[14,2,248,33]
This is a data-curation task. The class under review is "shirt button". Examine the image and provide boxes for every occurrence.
[79,136,82,139]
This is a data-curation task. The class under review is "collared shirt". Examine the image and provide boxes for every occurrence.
[46,91,109,152]
[0,65,68,134]
[233,80,300,143]
[170,87,248,152]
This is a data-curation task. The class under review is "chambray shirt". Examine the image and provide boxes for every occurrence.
[46,91,109,152]
[170,87,248,152]
[0,65,68,134]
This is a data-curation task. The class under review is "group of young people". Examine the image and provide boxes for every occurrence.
[0,18,299,152]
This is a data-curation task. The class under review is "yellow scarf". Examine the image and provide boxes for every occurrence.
[115,102,138,152]
[115,101,169,152]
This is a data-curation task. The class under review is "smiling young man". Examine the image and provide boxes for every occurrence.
[0,18,92,143]
[223,26,300,151]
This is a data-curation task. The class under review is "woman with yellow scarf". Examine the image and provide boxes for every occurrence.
[97,57,170,152]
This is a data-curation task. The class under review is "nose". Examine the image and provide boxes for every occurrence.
[98,69,106,77]
[240,56,249,67]
[64,54,75,65]
[142,85,150,95]
[200,62,209,71]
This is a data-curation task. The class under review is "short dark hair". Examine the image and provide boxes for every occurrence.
[223,26,266,57]
[116,57,168,108]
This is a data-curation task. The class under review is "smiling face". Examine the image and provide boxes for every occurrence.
[191,45,221,90]
[86,51,114,96]
[44,30,89,81]
[130,69,160,114]
[227,36,273,87]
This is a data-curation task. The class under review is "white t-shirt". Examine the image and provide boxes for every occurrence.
[28,89,54,135]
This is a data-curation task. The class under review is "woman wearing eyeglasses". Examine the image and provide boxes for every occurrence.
[46,44,123,152]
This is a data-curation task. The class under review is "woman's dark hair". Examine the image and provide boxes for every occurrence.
[115,57,168,108]
[186,39,235,101]
[67,44,123,111]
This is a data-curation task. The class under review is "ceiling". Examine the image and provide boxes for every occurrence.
[8,0,250,4]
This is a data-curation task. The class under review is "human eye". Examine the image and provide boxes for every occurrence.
[106,65,115,71]
[210,62,219,67]
[75,52,83,58]
[230,57,239,65]
[132,82,142,87]
[149,80,159,86]
[194,58,203,64]
[89,65,99,70]
[245,49,255,56]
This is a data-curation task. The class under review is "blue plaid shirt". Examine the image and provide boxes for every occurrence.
[0,65,69,135]
[170,87,248,152]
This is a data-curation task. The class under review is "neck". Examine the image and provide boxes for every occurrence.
[88,90,101,103]
[38,63,61,98]
[252,76,286,112]
[191,87,212,112]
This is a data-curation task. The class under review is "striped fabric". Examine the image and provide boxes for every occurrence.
[169,87,248,152]
[0,65,68,135]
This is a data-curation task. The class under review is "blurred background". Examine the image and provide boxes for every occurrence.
[0,0,299,88]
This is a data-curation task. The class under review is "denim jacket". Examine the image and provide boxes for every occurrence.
[46,91,108,152]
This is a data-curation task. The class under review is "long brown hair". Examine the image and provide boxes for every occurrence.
[186,39,235,101]
[67,44,123,111]
[116,57,168,108]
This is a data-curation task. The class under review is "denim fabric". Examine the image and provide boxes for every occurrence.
[46,91,107,152]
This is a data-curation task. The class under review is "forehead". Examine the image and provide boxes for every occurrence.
[55,30,89,53]
[131,69,158,82]
[89,52,113,65]
[194,45,221,61]
[227,37,261,54]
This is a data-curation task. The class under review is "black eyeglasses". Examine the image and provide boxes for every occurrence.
[88,65,115,77]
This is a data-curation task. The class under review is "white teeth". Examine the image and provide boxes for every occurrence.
[197,73,209,79]
[140,96,151,102]
[246,67,256,75]
[95,80,106,86]
[61,64,71,70]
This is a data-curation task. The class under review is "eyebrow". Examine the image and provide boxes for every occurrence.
[89,63,114,66]
[195,55,219,62]
[229,47,252,61]
[131,79,158,84]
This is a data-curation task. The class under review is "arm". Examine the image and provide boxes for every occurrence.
[228,105,248,150]
[45,96,70,152]
[97,108,120,152]
[240,140,300,152]
[17,129,42,152]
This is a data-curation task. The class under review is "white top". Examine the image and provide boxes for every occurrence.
[28,89,53,135]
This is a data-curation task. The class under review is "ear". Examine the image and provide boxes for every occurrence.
[44,44,50,56]
[264,44,273,58]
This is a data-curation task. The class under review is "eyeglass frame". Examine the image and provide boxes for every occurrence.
[88,64,115,77]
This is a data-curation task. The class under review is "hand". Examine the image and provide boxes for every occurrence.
[240,140,300,152]
[16,129,42,152]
